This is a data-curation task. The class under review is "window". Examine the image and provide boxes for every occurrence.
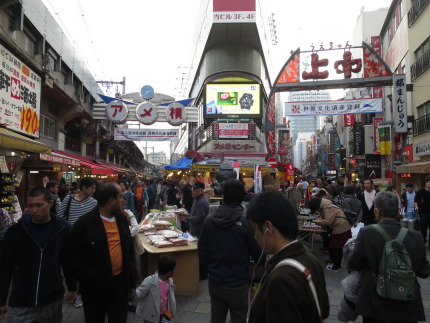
[40,114,57,140]
[417,101,430,118]
[415,37,430,61]
[399,0,404,19]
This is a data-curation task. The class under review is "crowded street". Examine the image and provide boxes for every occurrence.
[1,0,430,322]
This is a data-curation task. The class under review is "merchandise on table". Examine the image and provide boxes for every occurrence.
[153,220,173,230]
[147,235,166,244]
[171,238,188,246]
[154,240,174,248]
[158,230,180,239]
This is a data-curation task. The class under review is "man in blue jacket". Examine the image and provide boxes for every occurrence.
[198,179,261,323]
[0,187,76,321]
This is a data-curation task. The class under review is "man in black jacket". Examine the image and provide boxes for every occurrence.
[0,187,76,321]
[357,179,377,225]
[64,182,136,323]
[348,191,430,322]
[198,179,261,323]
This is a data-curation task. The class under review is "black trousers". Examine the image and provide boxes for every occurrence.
[420,213,430,244]
[81,274,128,323]
[328,247,343,269]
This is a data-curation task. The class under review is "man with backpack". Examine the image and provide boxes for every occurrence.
[347,191,430,323]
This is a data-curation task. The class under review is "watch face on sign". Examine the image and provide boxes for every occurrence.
[140,85,155,100]
[239,93,254,110]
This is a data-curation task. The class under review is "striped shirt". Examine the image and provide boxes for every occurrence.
[58,194,97,225]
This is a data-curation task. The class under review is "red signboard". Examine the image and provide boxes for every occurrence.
[344,114,355,126]
[213,0,255,11]
[267,158,277,168]
[403,145,414,163]
[285,162,295,181]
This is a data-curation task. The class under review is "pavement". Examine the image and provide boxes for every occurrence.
[2,237,430,323]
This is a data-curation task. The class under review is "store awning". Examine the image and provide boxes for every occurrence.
[40,151,81,166]
[97,162,131,174]
[396,161,430,174]
[80,160,117,175]
[0,128,51,154]
[165,157,193,170]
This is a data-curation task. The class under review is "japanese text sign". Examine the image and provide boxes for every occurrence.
[0,44,41,137]
[285,98,382,116]
[165,103,186,126]
[365,154,381,179]
[217,123,249,138]
[114,129,179,141]
[393,74,407,133]
[344,114,355,126]
[136,102,158,125]
[106,101,128,123]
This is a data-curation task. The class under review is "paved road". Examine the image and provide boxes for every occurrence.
[2,238,430,322]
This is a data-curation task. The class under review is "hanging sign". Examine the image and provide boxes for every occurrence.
[393,74,407,133]
[344,114,355,126]
[284,98,382,116]
[373,117,384,153]
[365,154,381,179]
[285,162,295,182]
[403,144,413,162]
[378,126,392,155]
[136,102,158,125]
[165,103,186,126]
[254,165,262,193]
[353,126,365,155]
[106,101,128,124]
[114,128,179,141]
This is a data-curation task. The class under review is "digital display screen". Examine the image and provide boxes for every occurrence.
[204,84,261,119]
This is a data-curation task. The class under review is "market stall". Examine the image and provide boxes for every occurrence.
[138,235,199,296]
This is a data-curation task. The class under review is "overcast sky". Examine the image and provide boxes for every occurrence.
[42,0,392,157]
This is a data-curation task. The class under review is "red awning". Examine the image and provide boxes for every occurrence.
[79,160,117,175]
[54,151,117,175]
[97,162,129,174]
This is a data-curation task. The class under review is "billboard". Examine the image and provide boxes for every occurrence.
[0,44,42,137]
[205,84,261,119]
[213,0,256,23]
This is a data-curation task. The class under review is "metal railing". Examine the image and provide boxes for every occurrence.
[411,49,430,81]
[414,114,430,136]
[408,0,430,26]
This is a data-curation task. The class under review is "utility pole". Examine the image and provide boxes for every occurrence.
[97,77,126,97]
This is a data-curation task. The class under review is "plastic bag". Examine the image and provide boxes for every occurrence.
[351,223,364,239]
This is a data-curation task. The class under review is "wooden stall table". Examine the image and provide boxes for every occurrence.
[298,226,326,252]
[138,234,199,296]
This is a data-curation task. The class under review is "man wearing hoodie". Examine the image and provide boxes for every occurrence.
[0,187,76,321]
[46,181,61,215]
[198,179,261,323]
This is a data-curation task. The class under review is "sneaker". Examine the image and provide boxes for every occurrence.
[74,295,83,308]
[326,265,340,272]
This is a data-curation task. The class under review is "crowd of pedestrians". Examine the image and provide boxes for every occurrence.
[0,174,429,323]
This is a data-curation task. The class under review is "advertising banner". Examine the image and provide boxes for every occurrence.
[373,117,384,153]
[0,44,42,137]
[217,123,249,138]
[353,126,365,155]
[403,144,413,162]
[278,129,291,155]
[344,114,355,126]
[114,129,179,141]
[378,126,392,155]
[365,154,381,179]
[393,74,407,133]
[205,84,260,118]
[284,98,382,116]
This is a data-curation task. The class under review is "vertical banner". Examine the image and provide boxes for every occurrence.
[278,129,291,155]
[254,165,262,193]
[365,154,382,179]
[378,126,392,155]
[285,162,295,182]
[403,145,413,163]
[393,74,407,133]
[344,114,355,126]
[373,117,384,153]
[364,113,375,125]
[353,126,365,155]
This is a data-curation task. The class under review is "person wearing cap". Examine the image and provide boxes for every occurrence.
[185,181,209,238]
[415,179,430,247]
